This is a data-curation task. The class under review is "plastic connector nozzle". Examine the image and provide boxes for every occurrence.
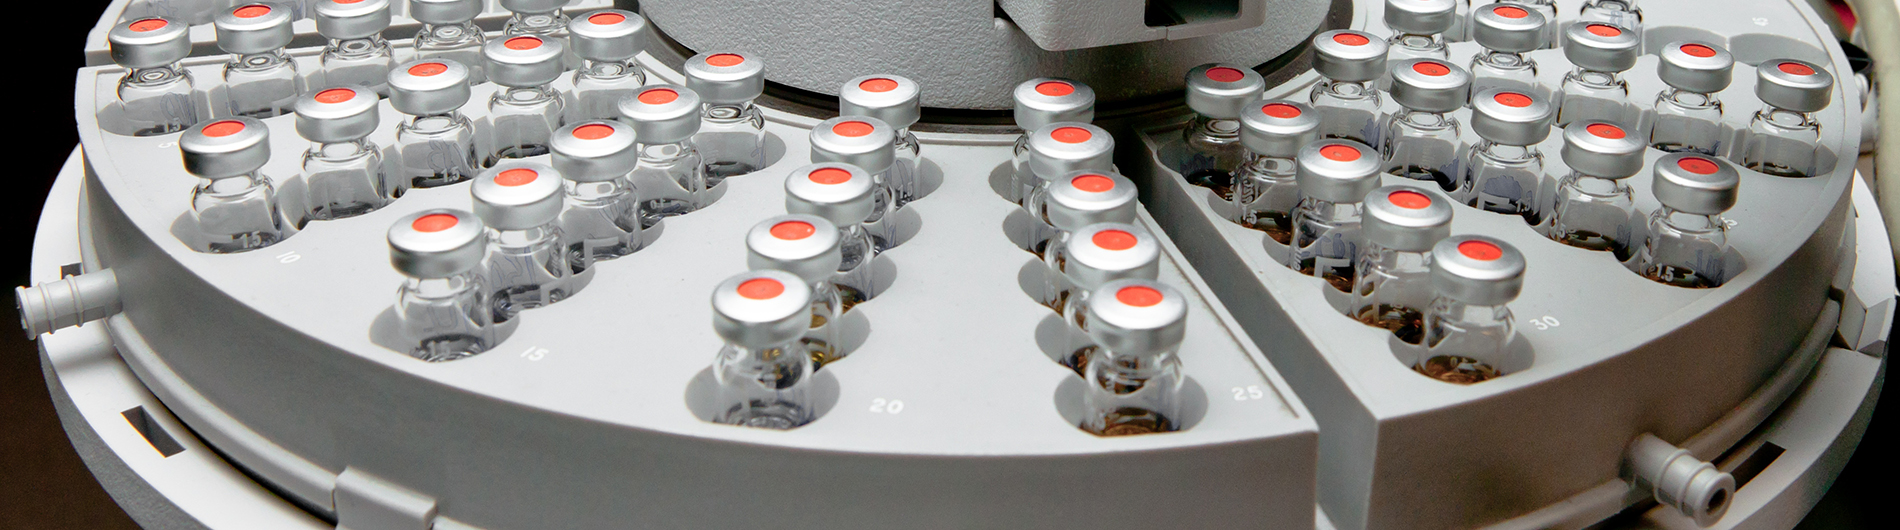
[16,269,121,339]
[1626,433,1737,527]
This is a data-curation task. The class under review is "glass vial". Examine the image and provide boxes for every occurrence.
[1458,88,1554,225]
[1233,101,1321,243]
[388,209,495,362]
[1556,22,1640,127]
[471,162,573,321]
[1742,60,1834,178]
[1420,235,1525,384]
[569,10,650,123]
[1353,186,1454,344]
[1310,30,1388,145]
[1037,172,1142,310]
[1289,140,1383,292]
[785,163,882,313]
[620,85,711,227]
[1468,3,1545,97]
[1383,0,1457,81]
[500,0,572,39]
[107,17,199,136]
[409,0,488,85]
[1636,155,1740,288]
[484,35,568,166]
[214,4,303,119]
[179,118,289,253]
[1080,279,1188,436]
[313,0,395,96]
[810,116,901,252]
[1021,122,1117,212]
[294,86,393,221]
[686,51,769,184]
[1650,41,1735,155]
[1548,121,1645,259]
[840,75,925,208]
[389,59,481,189]
[1383,59,1473,191]
[708,270,818,430]
[747,215,847,368]
[1056,224,1161,376]
[1497,0,1558,47]
[1009,78,1097,204]
[1180,64,1268,197]
[549,120,644,271]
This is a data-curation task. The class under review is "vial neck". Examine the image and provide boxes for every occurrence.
[124,65,189,88]
[1569,68,1627,88]
[1367,245,1432,270]
[1477,50,1532,66]
[310,139,374,159]
[638,142,694,161]
[578,59,640,79]
[1395,109,1453,125]
[565,179,631,201]
[722,341,809,367]
[326,36,390,58]
[1756,108,1819,130]
[420,22,483,45]
[1658,208,1724,232]
[230,50,291,71]
[200,173,266,194]
[1392,33,1447,49]
[702,102,757,122]
[495,86,558,104]
[1475,140,1535,160]
[1301,199,1361,222]
[1192,115,1242,140]
[407,112,470,131]
[1660,87,1720,109]
[1099,347,1179,370]
[1567,173,1629,195]
[1434,298,1512,325]
[1319,79,1377,98]
[1587,0,1636,10]
[404,273,477,297]
[491,225,558,248]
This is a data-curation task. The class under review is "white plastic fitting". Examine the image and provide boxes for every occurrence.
[16,269,121,338]
[1626,433,1737,527]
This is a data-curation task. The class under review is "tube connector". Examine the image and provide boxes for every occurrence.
[16,269,121,338]
[1626,433,1736,527]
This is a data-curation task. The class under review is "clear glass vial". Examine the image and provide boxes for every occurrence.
[106,17,199,136]
[1310,30,1388,145]
[1742,60,1834,178]
[568,10,650,123]
[389,59,481,189]
[549,120,644,270]
[1556,22,1640,126]
[1419,235,1525,384]
[1458,88,1554,225]
[1497,0,1558,47]
[1080,279,1188,437]
[1055,224,1160,376]
[1548,121,1645,259]
[1037,172,1142,309]
[1021,122,1117,214]
[483,35,568,166]
[1289,140,1383,292]
[840,75,925,208]
[686,51,769,184]
[747,215,847,368]
[388,209,495,362]
[179,118,290,253]
[499,0,572,39]
[1635,155,1740,288]
[620,85,711,227]
[1650,41,1735,155]
[214,4,303,118]
[1009,78,1096,204]
[1468,3,1546,97]
[785,163,881,313]
[294,86,392,221]
[707,270,818,430]
[1352,186,1453,344]
[409,0,487,84]
[1180,64,1268,196]
[810,116,901,252]
[314,0,395,96]
[1383,59,1473,191]
[471,162,574,321]
[1382,0,1457,76]
[1232,101,1320,243]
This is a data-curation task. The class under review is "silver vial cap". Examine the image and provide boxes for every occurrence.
[180,119,271,179]
[810,117,897,174]
[485,35,566,88]
[1384,0,1457,35]
[1045,171,1139,232]
[1470,88,1555,145]
[1013,78,1096,131]
[711,270,813,349]
[388,59,473,115]
[1560,121,1644,178]
[839,75,922,130]
[1471,2,1547,54]
[549,121,637,182]
[685,51,765,105]
[785,163,877,227]
[1240,101,1321,158]
[409,0,482,24]
[1430,235,1526,306]
[315,0,392,40]
[619,85,703,144]
[1652,154,1741,215]
[1065,224,1161,291]
[294,87,381,143]
[501,0,568,14]
[215,4,295,55]
[1362,186,1454,252]
[1756,60,1834,113]
[388,209,487,279]
[1390,59,1472,113]
[570,10,648,62]
[1086,279,1188,357]
[1562,22,1640,73]
[1658,41,1736,94]
[747,215,845,284]
[472,162,565,230]
[108,17,191,69]
[1295,140,1382,203]
[1313,30,1390,83]
[1184,63,1267,119]
[1027,122,1115,181]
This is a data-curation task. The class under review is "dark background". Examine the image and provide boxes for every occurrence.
[0,1,1888,528]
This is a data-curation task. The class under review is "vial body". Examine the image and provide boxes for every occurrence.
[571,60,646,123]
[889,129,924,208]
[119,66,199,136]
[1741,109,1822,178]
[1547,174,1637,259]
[1232,154,1302,244]
[804,281,846,368]
[833,224,878,312]
[223,51,302,118]
[486,87,565,166]
[192,174,287,253]
[321,36,394,95]
[1469,51,1539,97]
[1179,115,1248,200]
[559,179,643,270]
[711,340,816,430]
[1458,141,1545,225]
[629,142,709,227]
[1081,349,1185,436]
[1310,79,1384,145]
[396,273,494,362]
[483,225,571,321]
[1351,245,1433,344]
[1635,208,1730,288]
[697,103,769,184]
[1557,69,1631,126]
[302,139,392,220]
[396,113,481,189]
[1287,199,1363,292]
[414,23,486,84]
[1382,110,1463,191]
[1649,89,1725,155]
[1420,299,1514,384]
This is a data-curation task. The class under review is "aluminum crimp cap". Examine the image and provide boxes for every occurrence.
[215,4,295,55]
[1562,22,1639,73]
[295,87,381,143]
[1653,154,1741,215]
[1756,60,1834,113]
[472,162,565,230]
[1027,122,1115,181]
[1066,224,1161,291]
[810,117,897,174]
[1658,41,1736,94]
[315,0,392,40]
[409,0,482,24]
[1472,2,1547,54]
[1185,63,1267,119]
[1295,140,1382,203]
[685,51,765,105]
[1045,171,1139,232]
[1471,88,1555,145]
[1430,235,1525,306]
[501,0,569,14]
[570,10,648,62]
[1391,59,1472,113]
[1362,186,1454,252]
[1561,121,1644,178]
[109,17,191,69]
[388,209,487,279]
[1313,30,1390,83]
[1014,78,1096,131]
[550,121,637,182]
[840,75,922,130]
[712,270,813,349]
[1241,101,1321,158]
[389,59,473,115]
[747,215,845,284]
[485,35,566,88]
[1384,0,1457,35]
[785,163,877,226]
[180,119,271,179]
[1087,279,1187,357]
[619,85,703,144]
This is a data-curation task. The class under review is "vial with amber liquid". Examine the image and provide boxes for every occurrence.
[1232,100,1320,243]
[1352,186,1453,344]
[708,270,818,430]
[1289,140,1383,292]
[747,215,848,368]
[1635,155,1740,288]
[1081,279,1188,437]
[1547,120,1645,259]
[785,163,881,312]
[1419,235,1525,384]
[1180,64,1267,198]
